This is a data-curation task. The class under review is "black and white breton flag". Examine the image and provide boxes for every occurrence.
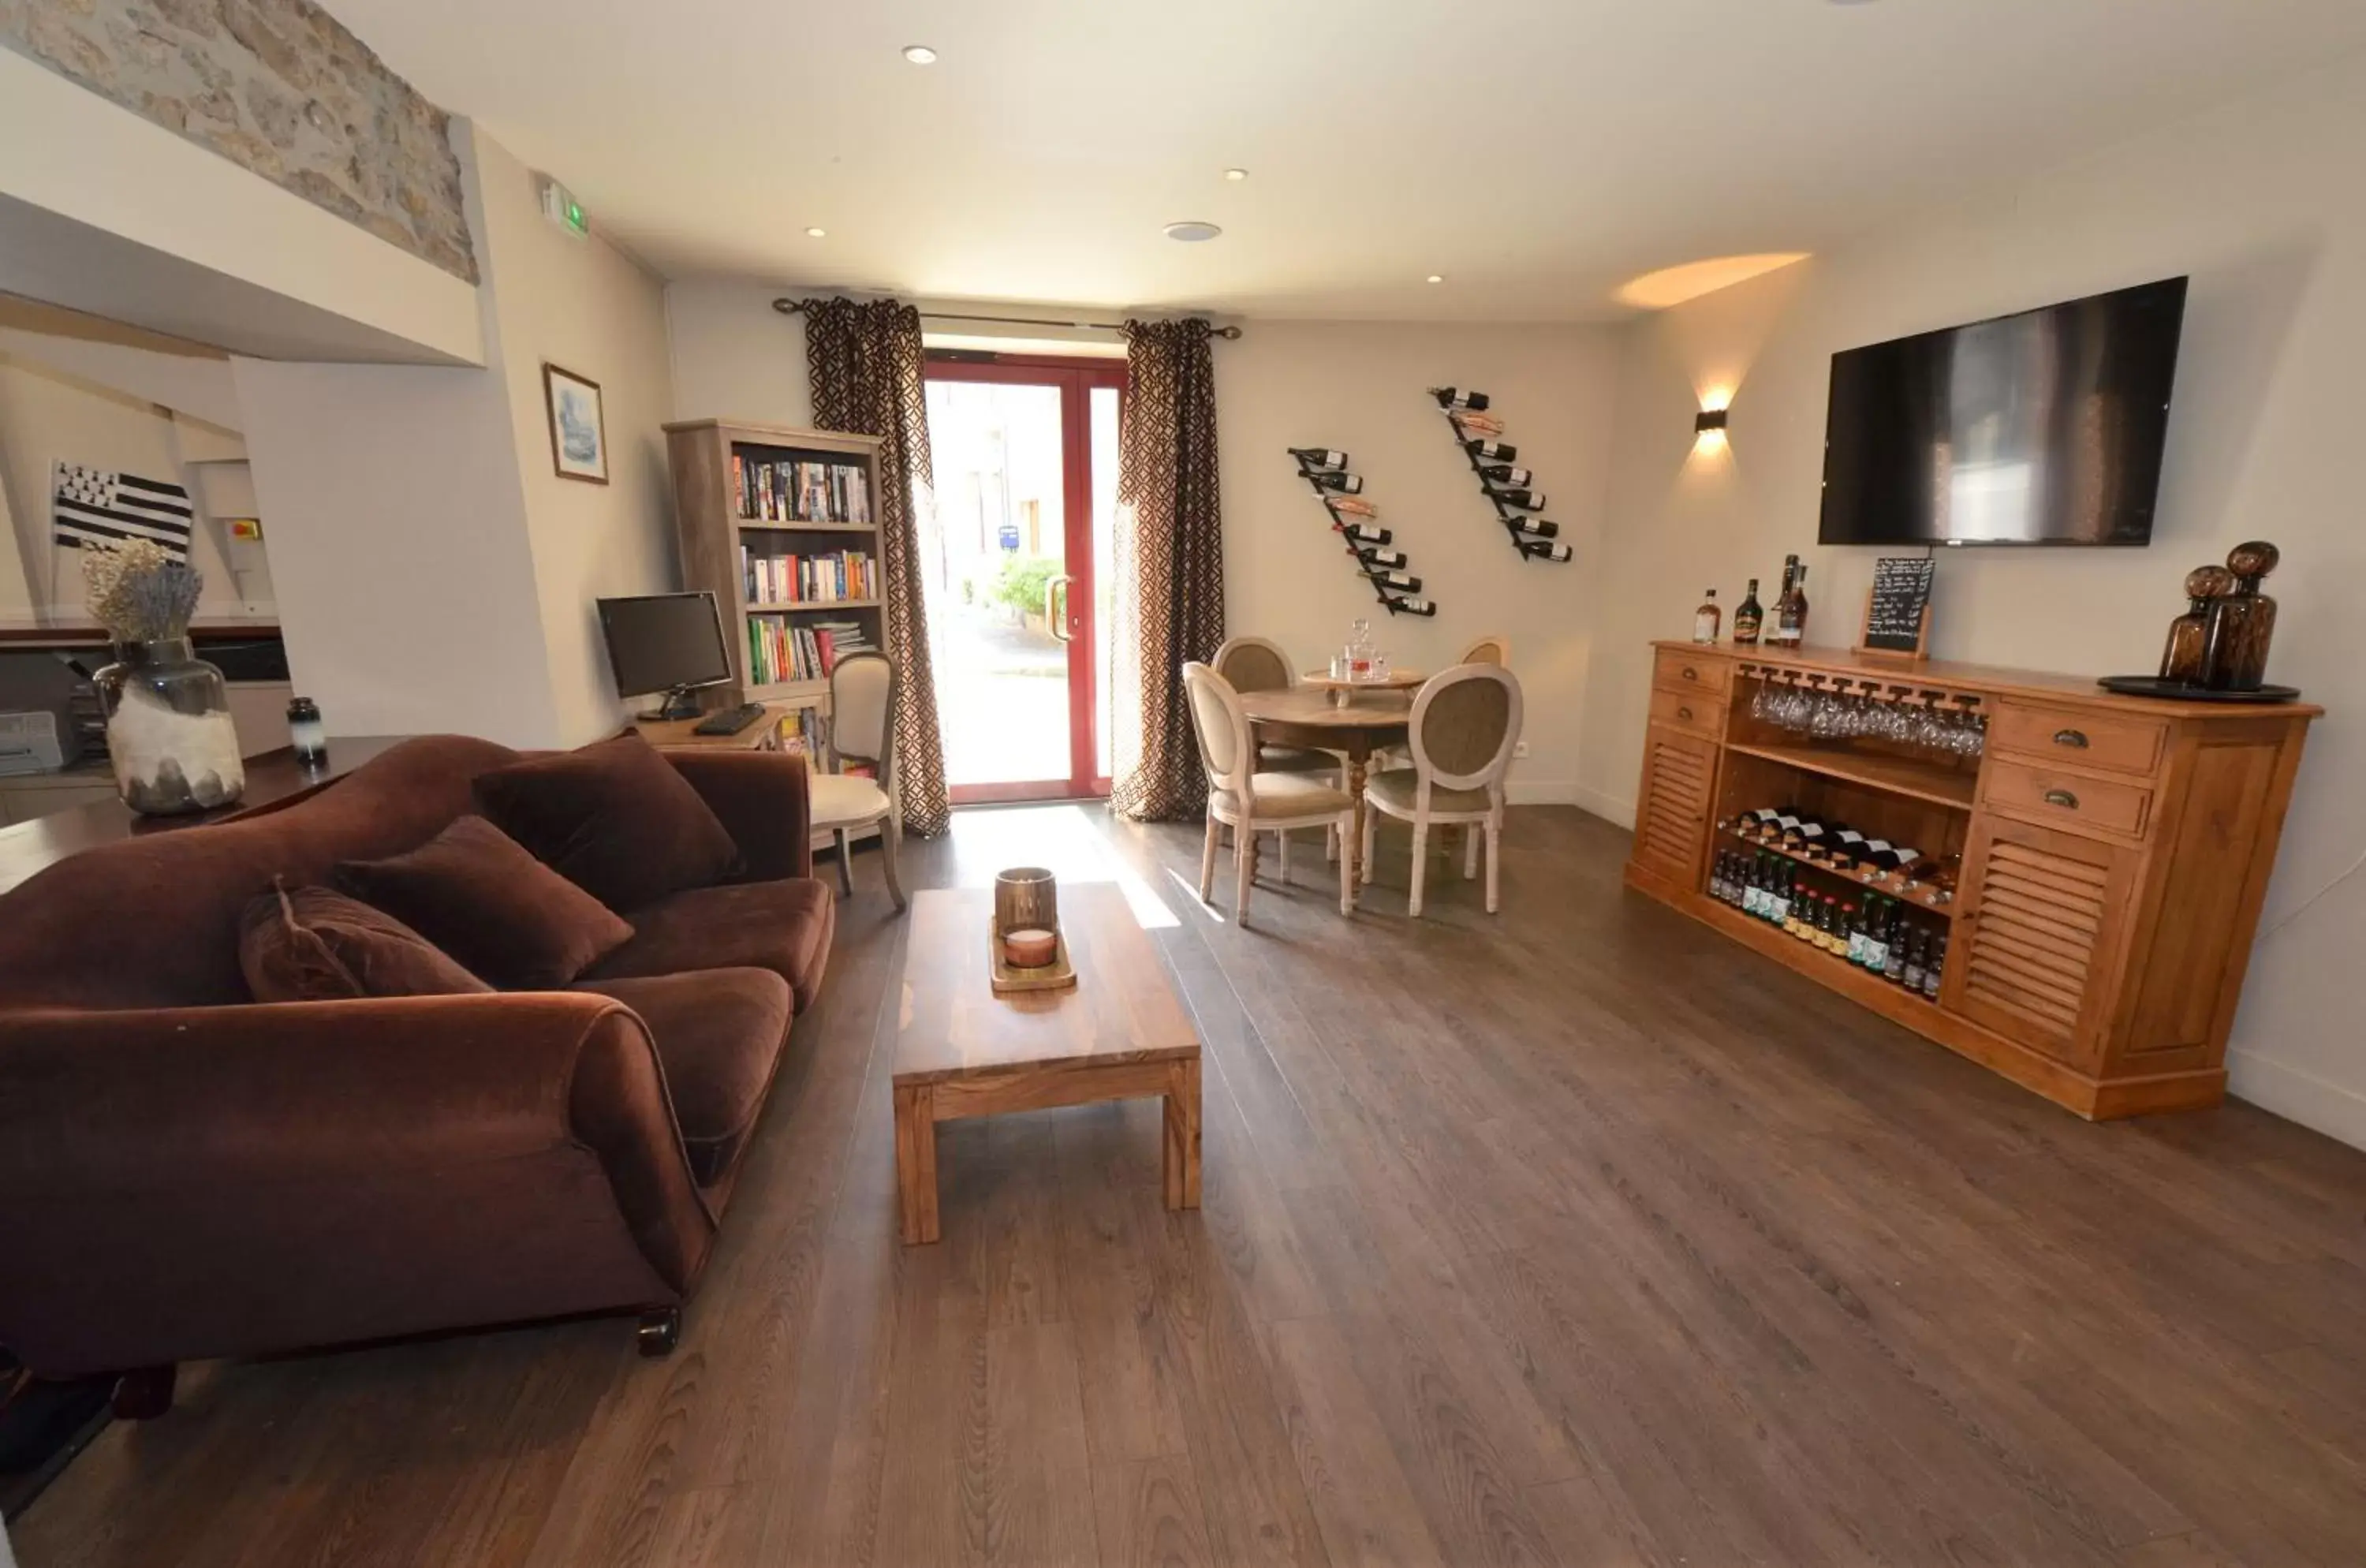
[52,461,195,558]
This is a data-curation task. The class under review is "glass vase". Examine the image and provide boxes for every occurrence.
[95,637,245,815]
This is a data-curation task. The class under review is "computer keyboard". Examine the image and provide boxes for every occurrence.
[692,703,767,737]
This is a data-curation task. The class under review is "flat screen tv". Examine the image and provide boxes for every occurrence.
[1817,277,2187,547]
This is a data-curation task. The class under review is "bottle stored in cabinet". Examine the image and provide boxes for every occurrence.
[1733,579,1763,645]
[1693,589,1722,645]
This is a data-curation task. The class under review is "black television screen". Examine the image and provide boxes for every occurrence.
[597,592,732,698]
[1817,277,2187,547]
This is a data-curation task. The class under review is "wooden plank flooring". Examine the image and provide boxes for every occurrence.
[16,805,2366,1566]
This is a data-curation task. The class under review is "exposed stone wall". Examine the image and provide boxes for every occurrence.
[0,0,478,283]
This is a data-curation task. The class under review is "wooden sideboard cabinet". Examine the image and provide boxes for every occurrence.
[1622,641,2319,1119]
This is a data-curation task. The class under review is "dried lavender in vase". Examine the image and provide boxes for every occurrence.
[84,542,244,815]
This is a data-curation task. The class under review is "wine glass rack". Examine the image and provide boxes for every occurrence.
[1289,448,1437,617]
[1427,389,1574,562]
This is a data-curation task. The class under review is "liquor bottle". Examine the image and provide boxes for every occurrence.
[1433,387,1491,412]
[1900,928,1926,993]
[1883,916,1910,985]
[1465,439,1518,463]
[1480,464,1534,488]
[1774,566,1810,646]
[1367,569,1422,592]
[1733,579,1763,645]
[1340,522,1393,546]
[1779,554,1800,598]
[1387,595,1439,617]
[1821,898,1847,955]
[1782,874,1808,939]
[1492,487,1547,510]
[1360,546,1409,569]
[1863,900,1891,974]
[1289,447,1349,469]
[1525,541,1576,563]
[1312,471,1364,495]
[1711,852,1732,905]
[1693,589,1722,645]
[1512,518,1562,539]
[1845,902,1868,966]
[1920,932,1947,1000]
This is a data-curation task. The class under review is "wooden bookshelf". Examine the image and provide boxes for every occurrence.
[663,419,890,707]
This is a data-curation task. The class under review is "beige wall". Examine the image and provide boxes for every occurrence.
[1216,320,1618,800]
[1588,51,2366,1144]
[666,286,1617,797]
[471,133,678,745]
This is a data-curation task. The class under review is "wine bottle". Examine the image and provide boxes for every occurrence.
[1733,579,1763,645]
[1340,522,1393,546]
[1524,541,1574,563]
[1289,447,1348,469]
[1773,565,1809,644]
[1512,518,1562,539]
[1694,588,1722,645]
[1901,929,1928,993]
[1842,902,1865,964]
[1492,487,1547,510]
[1452,411,1506,436]
[1480,465,1534,487]
[1326,495,1379,518]
[1359,546,1409,569]
[1312,471,1364,495]
[1465,439,1518,463]
[1920,932,1947,999]
[1390,595,1439,617]
[1432,387,1491,412]
[1883,913,1911,984]
[1367,569,1422,592]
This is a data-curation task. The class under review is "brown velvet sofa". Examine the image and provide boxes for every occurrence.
[0,735,832,1407]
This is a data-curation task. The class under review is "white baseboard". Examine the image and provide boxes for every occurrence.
[1569,782,1635,829]
[2228,1050,2366,1152]
[1506,778,1577,806]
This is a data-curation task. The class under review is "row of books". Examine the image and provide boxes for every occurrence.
[745,615,877,686]
[741,547,877,605]
[733,452,873,525]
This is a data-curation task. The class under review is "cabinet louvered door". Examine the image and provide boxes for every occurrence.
[1632,722,1718,889]
[1944,817,2136,1068]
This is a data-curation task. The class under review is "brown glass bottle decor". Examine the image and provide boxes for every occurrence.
[2203,539,2281,692]
[2159,564,2235,685]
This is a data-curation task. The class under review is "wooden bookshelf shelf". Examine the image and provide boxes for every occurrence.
[1726,741,1977,811]
[746,598,882,614]
[737,518,877,534]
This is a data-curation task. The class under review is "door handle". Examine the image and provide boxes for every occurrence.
[1045,573,1075,644]
[2053,729,2089,749]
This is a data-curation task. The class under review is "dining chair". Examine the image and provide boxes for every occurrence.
[1182,662,1356,926]
[810,651,906,913]
[1458,633,1512,666]
[1360,663,1522,917]
[1214,633,1343,864]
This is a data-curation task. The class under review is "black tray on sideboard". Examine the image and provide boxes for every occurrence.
[2096,675,2303,704]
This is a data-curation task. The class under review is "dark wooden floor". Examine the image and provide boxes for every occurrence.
[17,805,2366,1566]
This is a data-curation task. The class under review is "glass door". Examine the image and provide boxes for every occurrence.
[924,356,1125,803]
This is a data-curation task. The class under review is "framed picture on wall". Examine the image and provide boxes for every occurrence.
[542,363,609,484]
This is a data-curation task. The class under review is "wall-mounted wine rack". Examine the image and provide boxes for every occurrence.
[1427,389,1574,563]
[1289,448,1437,616]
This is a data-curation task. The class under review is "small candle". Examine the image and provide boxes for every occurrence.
[1003,927,1057,969]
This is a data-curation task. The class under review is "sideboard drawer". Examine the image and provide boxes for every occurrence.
[1654,648,1731,699]
[1983,758,2155,839]
[1990,701,2167,778]
[1649,683,1722,737]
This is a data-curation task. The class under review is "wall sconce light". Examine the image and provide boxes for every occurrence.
[1695,409,1730,435]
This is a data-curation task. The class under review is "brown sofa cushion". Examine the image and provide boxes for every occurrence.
[238,883,492,1002]
[335,816,633,989]
[474,734,739,913]
[587,878,836,1014]
[573,969,791,1185]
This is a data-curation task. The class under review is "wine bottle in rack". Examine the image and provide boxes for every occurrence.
[1512,518,1561,539]
[1289,447,1349,469]
[1359,546,1409,569]
[1340,522,1393,546]
[1451,411,1506,436]
[1432,388,1491,411]
[1465,439,1518,462]
[1480,464,1534,487]
[1326,494,1379,517]
[1312,471,1364,494]
[1524,541,1574,563]
[1390,595,1439,617]
[1367,569,1423,592]
[1491,487,1547,510]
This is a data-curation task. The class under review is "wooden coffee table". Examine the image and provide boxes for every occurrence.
[891,883,1202,1245]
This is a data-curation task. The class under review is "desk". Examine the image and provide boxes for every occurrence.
[1238,688,1412,904]
[0,737,406,897]
[633,699,812,755]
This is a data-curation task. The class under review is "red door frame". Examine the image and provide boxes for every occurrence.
[924,353,1128,804]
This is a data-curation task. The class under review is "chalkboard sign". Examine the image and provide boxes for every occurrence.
[1857,556,1935,659]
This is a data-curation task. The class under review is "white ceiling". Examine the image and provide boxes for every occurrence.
[331,0,2366,323]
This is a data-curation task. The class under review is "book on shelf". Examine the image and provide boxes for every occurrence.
[739,545,878,604]
[731,451,874,525]
[744,614,879,686]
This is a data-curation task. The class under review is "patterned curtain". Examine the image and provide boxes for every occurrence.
[1110,319,1226,821]
[802,297,951,837]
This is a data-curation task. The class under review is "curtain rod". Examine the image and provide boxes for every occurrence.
[771,298,1241,339]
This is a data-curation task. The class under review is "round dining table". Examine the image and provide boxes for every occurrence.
[1237,685,1413,909]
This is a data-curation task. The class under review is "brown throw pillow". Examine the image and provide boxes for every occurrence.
[239,881,493,1002]
[334,816,633,989]
[473,733,739,913]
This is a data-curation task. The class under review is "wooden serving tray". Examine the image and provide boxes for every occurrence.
[988,918,1077,995]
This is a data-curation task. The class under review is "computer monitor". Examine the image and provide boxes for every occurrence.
[597,592,733,718]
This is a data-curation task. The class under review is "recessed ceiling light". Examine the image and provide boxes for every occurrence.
[805,226,827,238]
[1223,167,1248,181]
[1163,220,1222,243]
[901,44,938,64]
[1426,274,1445,284]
